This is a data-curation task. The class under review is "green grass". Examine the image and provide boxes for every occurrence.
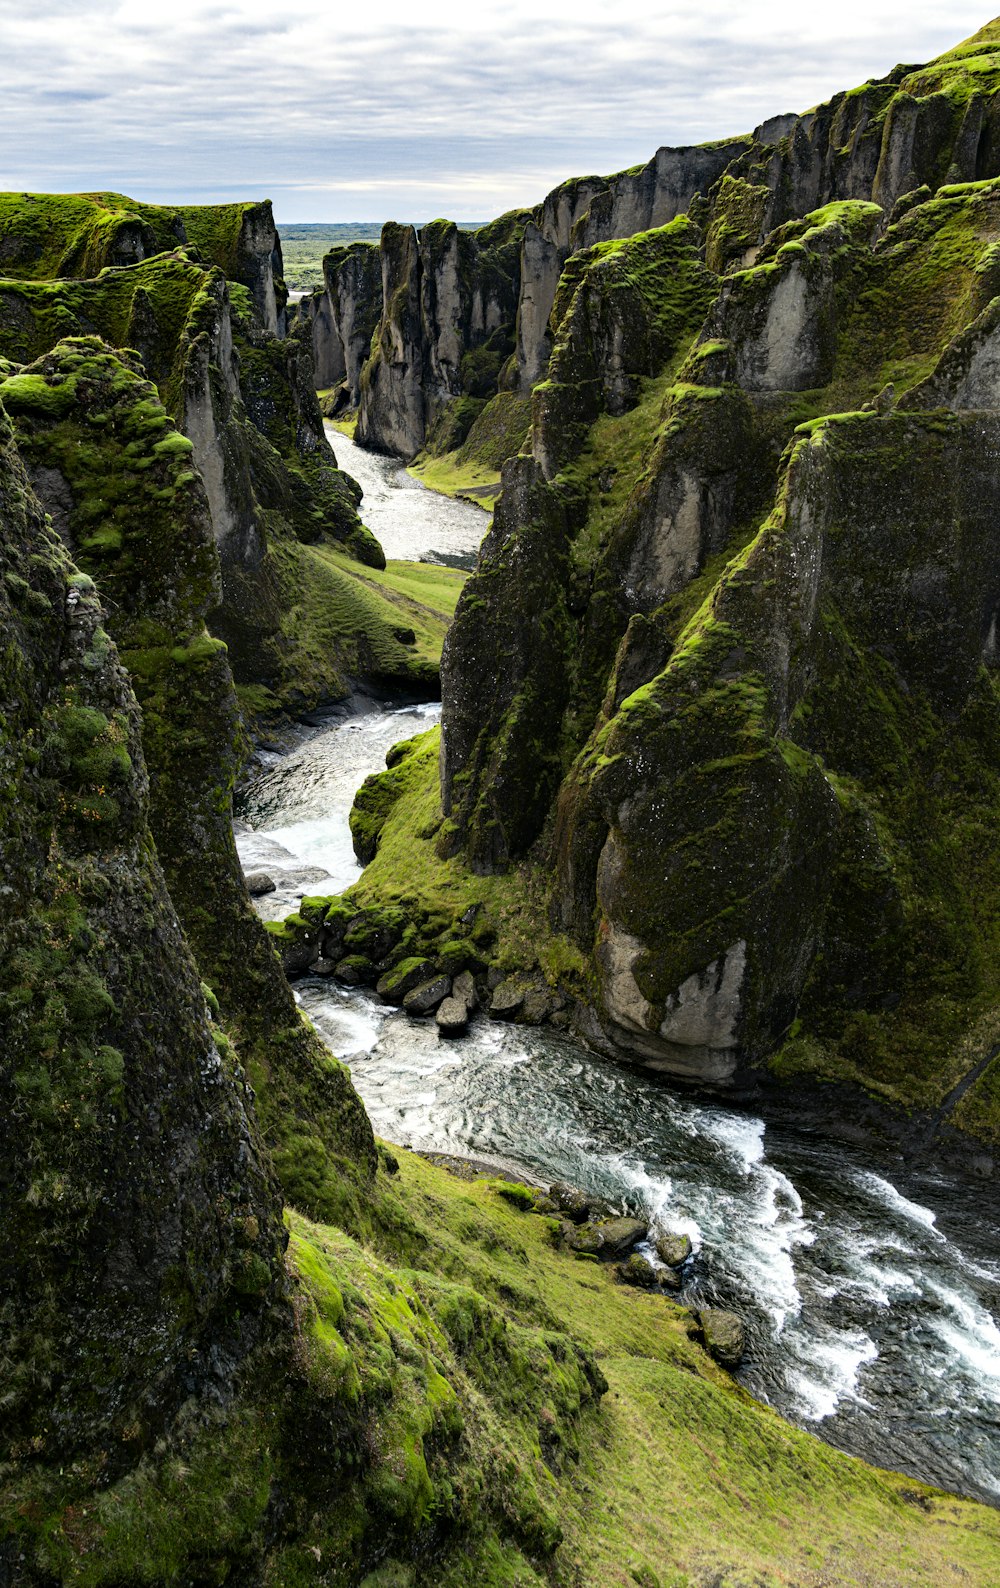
[295,1148,1000,1587]
[407,452,499,509]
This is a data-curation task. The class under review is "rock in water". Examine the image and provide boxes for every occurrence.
[699,1309,746,1368]
[244,870,277,896]
[549,1182,592,1223]
[404,974,452,1014]
[489,977,525,1020]
[436,995,469,1034]
[617,1253,659,1288]
[594,1217,649,1257]
[655,1232,693,1268]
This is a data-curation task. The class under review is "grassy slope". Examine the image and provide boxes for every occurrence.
[22,1143,997,1585]
[293,1149,1000,1587]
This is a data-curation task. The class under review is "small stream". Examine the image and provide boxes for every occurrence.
[326,422,486,568]
[236,439,1000,1508]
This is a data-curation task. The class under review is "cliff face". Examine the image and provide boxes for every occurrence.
[0,191,286,331]
[514,141,747,393]
[0,339,378,1205]
[356,213,526,458]
[301,238,383,401]
[0,393,288,1471]
[430,26,1000,1138]
[343,22,1000,483]
[0,206,448,715]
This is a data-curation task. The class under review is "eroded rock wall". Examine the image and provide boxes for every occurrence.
[357,213,526,458]
[0,392,288,1467]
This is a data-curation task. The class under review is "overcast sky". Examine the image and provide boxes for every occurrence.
[1,2,992,222]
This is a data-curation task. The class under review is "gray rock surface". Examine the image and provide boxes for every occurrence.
[403,974,452,1014]
[435,995,469,1034]
[699,1309,746,1368]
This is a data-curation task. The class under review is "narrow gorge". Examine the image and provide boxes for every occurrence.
[3,19,1000,1588]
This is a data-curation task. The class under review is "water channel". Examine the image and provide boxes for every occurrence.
[235,437,1000,1508]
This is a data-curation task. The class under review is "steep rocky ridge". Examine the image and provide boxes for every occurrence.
[0,393,288,1476]
[332,25,1000,1149]
[300,238,383,401]
[0,214,448,717]
[355,212,528,459]
[0,191,287,331]
[328,18,1000,510]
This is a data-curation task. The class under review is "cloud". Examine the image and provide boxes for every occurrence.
[0,1,990,220]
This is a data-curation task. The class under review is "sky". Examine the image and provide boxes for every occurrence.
[1,1,994,223]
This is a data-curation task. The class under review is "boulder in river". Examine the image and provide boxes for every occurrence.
[452,969,478,1011]
[436,996,469,1035]
[655,1232,693,1268]
[377,956,436,1003]
[244,870,277,896]
[594,1217,649,1257]
[549,1182,592,1223]
[334,954,375,986]
[489,977,525,1020]
[699,1308,746,1368]
[617,1253,658,1288]
[404,975,452,1015]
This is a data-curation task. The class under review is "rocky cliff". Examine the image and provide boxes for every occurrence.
[300,238,383,402]
[0,200,450,716]
[311,23,1000,1150]
[335,19,1000,503]
[354,212,527,458]
[0,191,287,331]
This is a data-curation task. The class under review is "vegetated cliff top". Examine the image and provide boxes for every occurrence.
[0,190,280,282]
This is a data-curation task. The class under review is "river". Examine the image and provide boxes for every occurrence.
[235,441,1000,1508]
[326,421,486,567]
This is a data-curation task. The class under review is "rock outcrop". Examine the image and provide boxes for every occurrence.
[0,190,287,330]
[299,238,383,402]
[0,395,288,1469]
[356,212,527,458]
[0,205,450,715]
[423,28,1000,1136]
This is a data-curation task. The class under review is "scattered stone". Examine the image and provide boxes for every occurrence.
[565,1223,603,1255]
[655,1232,693,1268]
[310,956,339,977]
[549,1183,591,1223]
[486,965,505,992]
[489,978,525,1020]
[617,1253,658,1288]
[403,975,452,1015]
[594,1217,649,1258]
[334,954,374,986]
[550,1009,571,1030]
[376,957,435,1004]
[435,996,469,1035]
[521,985,555,1023]
[244,870,276,896]
[699,1308,746,1368]
[452,969,478,1011]
[658,1265,682,1291]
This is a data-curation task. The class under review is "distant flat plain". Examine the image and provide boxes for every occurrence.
[277,221,486,291]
